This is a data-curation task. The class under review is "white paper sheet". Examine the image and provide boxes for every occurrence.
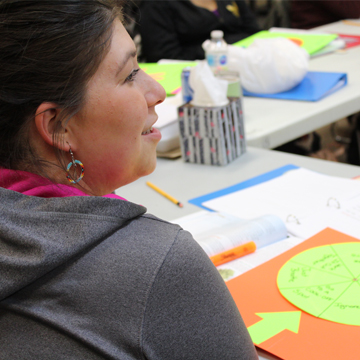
[203,168,360,239]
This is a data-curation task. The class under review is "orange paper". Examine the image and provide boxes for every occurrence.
[227,228,360,360]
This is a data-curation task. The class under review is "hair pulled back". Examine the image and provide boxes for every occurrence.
[0,0,123,172]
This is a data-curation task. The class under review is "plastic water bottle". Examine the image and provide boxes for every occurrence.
[205,30,228,75]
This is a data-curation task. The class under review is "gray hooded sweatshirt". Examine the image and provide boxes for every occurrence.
[0,186,258,360]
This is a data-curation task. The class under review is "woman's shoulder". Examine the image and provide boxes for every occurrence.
[123,212,201,265]
[138,213,259,359]
[113,211,217,292]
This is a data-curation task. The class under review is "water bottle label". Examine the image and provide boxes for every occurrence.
[206,54,216,67]
[181,68,194,103]
[219,55,227,66]
[206,53,228,71]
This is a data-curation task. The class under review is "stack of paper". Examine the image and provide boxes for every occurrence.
[189,165,360,241]
[179,164,360,360]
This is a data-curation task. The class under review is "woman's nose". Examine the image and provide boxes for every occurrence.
[143,70,166,107]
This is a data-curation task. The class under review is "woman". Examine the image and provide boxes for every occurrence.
[0,1,258,359]
[139,0,260,62]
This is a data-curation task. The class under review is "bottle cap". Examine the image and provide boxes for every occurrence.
[210,30,224,39]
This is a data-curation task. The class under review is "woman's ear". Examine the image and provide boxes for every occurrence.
[34,102,69,152]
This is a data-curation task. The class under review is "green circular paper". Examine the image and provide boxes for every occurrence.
[277,242,360,326]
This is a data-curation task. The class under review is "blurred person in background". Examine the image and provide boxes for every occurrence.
[290,0,360,29]
[139,0,260,62]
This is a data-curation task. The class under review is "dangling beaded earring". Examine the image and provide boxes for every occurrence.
[66,143,84,184]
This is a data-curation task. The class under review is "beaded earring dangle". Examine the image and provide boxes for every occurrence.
[66,143,84,184]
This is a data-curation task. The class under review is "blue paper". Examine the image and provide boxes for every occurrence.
[243,71,347,102]
[188,164,299,210]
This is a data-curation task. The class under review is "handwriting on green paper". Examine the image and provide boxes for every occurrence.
[277,242,360,326]
[247,311,301,345]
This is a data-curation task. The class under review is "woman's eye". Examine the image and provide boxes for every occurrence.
[124,68,140,83]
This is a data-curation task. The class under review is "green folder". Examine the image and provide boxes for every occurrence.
[233,30,338,55]
[139,62,197,96]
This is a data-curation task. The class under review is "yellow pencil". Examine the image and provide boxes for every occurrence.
[146,181,183,208]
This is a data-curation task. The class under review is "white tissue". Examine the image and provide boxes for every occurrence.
[228,37,309,94]
[189,61,229,107]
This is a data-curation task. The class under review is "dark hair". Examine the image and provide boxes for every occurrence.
[0,0,123,174]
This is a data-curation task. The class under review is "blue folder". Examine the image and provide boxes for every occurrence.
[242,71,347,102]
[188,164,299,210]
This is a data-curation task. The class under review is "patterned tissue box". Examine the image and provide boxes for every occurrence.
[178,97,246,166]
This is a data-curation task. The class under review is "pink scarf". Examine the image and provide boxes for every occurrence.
[0,168,126,200]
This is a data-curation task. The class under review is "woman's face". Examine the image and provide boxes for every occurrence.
[68,20,165,195]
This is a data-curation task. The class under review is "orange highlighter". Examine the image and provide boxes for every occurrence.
[210,241,257,267]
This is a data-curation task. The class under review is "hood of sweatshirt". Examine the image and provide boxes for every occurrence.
[0,186,146,301]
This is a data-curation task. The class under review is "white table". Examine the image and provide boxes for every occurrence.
[117,147,360,360]
[244,20,360,149]
[118,147,360,222]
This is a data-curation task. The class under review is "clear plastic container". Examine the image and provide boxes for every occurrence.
[205,30,228,75]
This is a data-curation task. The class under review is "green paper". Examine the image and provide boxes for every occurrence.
[218,268,235,281]
[247,311,301,345]
[277,242,360,326]
[234,30,338,55]
[139,62,197,96]
[320,281,360,325]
